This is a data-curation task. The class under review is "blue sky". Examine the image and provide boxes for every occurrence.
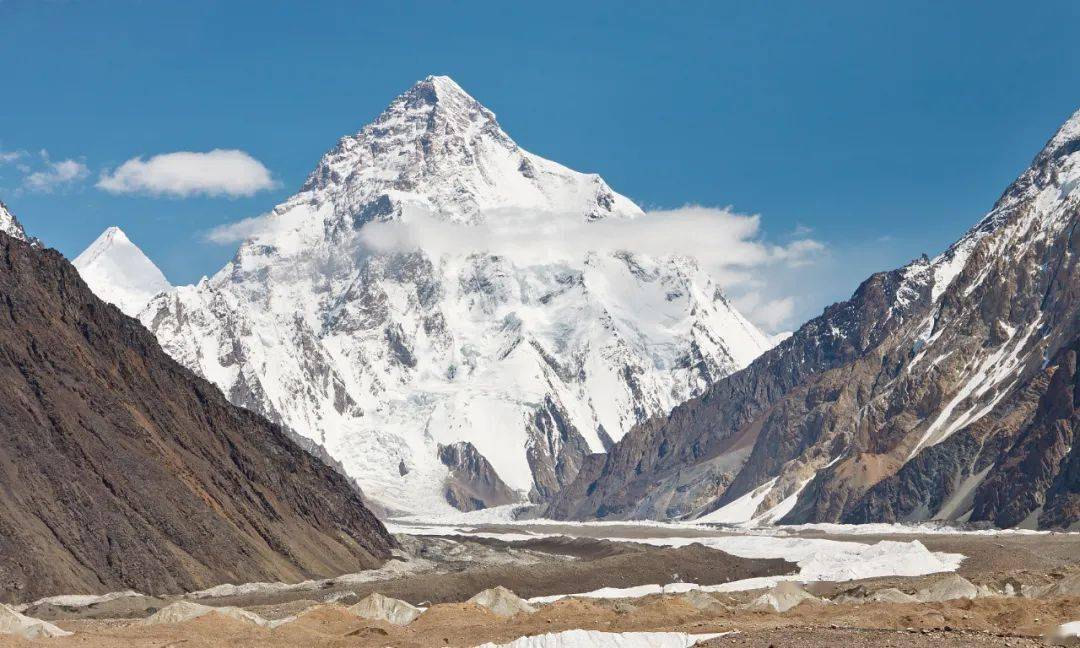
[1,0,1079,330]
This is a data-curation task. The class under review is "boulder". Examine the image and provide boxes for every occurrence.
[348,592,423,625]
[914,574,979,602]
[749,582,821,612]
[0,604,71,639]
[467,586,537,617]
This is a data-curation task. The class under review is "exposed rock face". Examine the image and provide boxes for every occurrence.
[136,76,772,515]
[438,442,517,511]
[550,109,1080,529]
[0,217,394,603]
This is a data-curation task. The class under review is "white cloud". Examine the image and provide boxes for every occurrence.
[23,158,90,193]
[97,149,276,198]
[0,149,26,165]
[204,203,827,333]
[358,204,824,282]
[203,213,273,244]
[732,293,796,332]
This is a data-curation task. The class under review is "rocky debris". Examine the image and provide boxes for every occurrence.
[439,442,518,511]
[748,581,823,613]
[0,213,394,603]
[348,592,422,626]
[0,604,71,639]
[467,586,537,617]
[20,593,168,622]
[831,584,922,605]
[552,108,1080,530]
[914,574,980,603]
[1050,573,1080,597]
[141,601,269,627]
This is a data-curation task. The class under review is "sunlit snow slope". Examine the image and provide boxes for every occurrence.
[74,227,171,316]
[139,76,772,514]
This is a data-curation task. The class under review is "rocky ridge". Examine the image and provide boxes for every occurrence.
[0,206,394,602]
[550,109,1080,529]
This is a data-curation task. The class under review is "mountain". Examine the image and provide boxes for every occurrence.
[0,201,35,244]
[549,110,1080,530]
[0,206,393,602]
[74,226,171,316]
[138,76,773,515]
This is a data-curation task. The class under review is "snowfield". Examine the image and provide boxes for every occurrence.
[475,630,728,648]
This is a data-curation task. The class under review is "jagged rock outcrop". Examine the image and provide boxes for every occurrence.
[134,76,773,514]
[438,441,517,511]
[550,109,1080,530]
[0,211,394,603]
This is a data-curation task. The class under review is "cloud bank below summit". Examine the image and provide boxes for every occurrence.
[205,204,825,332]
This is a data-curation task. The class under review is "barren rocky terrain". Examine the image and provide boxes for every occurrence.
[1,527,1076,647]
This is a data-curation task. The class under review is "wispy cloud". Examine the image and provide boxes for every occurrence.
[0,149,26,165]
[203,203,827,333]
[203,213,273,244]
[358,204,824,283]
[23,156,90,193]
[97,149,276,198]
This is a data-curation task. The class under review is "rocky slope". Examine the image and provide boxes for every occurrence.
[0,207,393,603]
[73,226,171,316]
[136,75,772,515]
[549,109,1080,530]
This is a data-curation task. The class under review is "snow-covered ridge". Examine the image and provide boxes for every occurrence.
[0,201,30,242]
[137,76,772,515]
[74,226,171,317]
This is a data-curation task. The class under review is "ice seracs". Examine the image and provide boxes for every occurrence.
[74,226,171,316]
[138,75,772,514]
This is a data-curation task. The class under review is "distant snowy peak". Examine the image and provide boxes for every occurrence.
[0,201,30,242]
[74,227,171,317]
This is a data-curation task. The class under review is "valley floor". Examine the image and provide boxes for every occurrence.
[2,522,1078,647]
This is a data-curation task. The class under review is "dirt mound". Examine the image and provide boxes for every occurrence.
[412,602,498,629]
[276,604,367,634]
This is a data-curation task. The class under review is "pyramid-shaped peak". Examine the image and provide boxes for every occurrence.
[74,225,171,317]
[100,225,131,243]
[386,74,496,126]
[405,75,476,104]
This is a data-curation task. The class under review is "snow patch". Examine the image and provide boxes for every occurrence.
[475,629,727,648]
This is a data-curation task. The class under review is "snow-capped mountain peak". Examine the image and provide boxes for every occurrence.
[294,75,641,229]
[74,226,171,317]
[139,76,773,515]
